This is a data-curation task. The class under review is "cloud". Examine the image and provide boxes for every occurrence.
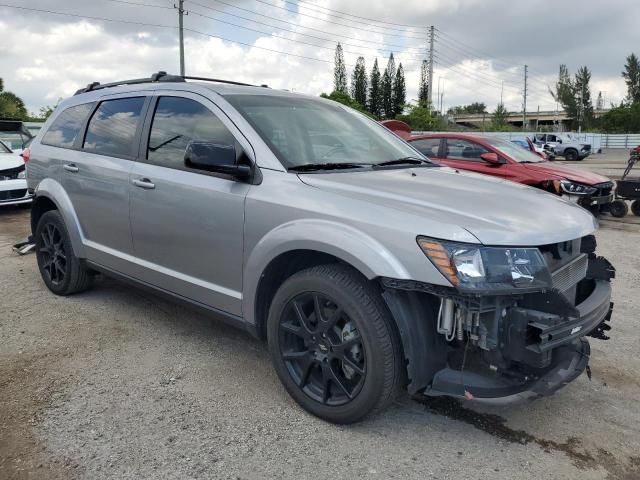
[0,0,631,114]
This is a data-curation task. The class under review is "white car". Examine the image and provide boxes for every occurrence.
[0,140,32,206]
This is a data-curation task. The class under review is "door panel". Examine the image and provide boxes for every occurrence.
[61,95,147,271]
[129,93,252,315]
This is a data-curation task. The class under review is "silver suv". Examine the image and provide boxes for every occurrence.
[26,72,614,423]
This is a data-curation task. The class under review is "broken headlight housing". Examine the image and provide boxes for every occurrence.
[417,237,552,293]
[554,180,597,196]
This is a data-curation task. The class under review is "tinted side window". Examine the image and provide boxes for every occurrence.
[83,97,145,157]
[41,103,93,148]
[410,138,441,157]
[147,97,236,170]
[445,139,489,161]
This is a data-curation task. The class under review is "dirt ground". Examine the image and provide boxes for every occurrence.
[1,206,640,480]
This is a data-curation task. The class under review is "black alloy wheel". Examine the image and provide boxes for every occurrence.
[38,223,67,286]
[35,210,92,295]
[279,291,366,406]
[267,264,403,424]
[631,200,640,217]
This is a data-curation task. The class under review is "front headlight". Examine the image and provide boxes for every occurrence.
[17,170,26,179]
[417,237,552,292]
[553,180,596,196]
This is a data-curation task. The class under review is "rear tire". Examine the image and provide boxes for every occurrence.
[609,200,629,218]
[35,210,92,295]
[631,200,640,217]
[266,264,403,424]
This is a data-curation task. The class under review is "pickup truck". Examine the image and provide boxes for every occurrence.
[533,133,591,161]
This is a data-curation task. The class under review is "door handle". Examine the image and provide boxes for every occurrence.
[63,164,79,173]
[133,178,155,189]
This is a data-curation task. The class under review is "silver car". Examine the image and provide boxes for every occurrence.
[26,72,614,423]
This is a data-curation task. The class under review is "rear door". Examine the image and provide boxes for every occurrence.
[60,94,149,272]
[128,92,252,316]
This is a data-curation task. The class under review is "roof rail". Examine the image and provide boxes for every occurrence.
[73,71,184,95]
[73,71,269,96]
[183,76,268,88]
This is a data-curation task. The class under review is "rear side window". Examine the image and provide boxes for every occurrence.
[411,138,441,157]
[41,103,93,148]
[83,97,145,157]
[147,96,236,170]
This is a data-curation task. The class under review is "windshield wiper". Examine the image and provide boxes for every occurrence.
[288,162,370,172]
[374,156,436,168]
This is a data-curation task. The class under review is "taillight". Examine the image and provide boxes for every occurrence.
[21,147,30,163]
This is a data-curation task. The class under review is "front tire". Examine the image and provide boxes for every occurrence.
[631,200,640,216]
[267,264,403,424]
[564,149,578,161]
[35,210,92,295]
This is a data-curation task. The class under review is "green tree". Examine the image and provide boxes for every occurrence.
[320,90,371,116]
[550,64,577,126]
[333,43,348,94]
[490,103,511,130]
[574,66,594,130]
[447,102,487,115]
[597,102,640,133]
[622,53,640,104]
[0,78,28,120]
[368,58,382,118]
[418,60,429,108]
[382,53,396,119]
[350,56,367,108]
[396,103,446,131]
[392,63,406,116]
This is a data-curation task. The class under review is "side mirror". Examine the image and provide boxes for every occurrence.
[480,152,501,164]
[556,139,562,144]
[184,141,250,178]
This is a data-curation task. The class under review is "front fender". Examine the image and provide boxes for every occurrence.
[242,219,411,325]
[34,178,86,257]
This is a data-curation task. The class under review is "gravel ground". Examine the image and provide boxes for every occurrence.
[1,206,639,480]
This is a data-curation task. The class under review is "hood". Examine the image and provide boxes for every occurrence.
[0,153,24,171]
[522,162,610,185]
[299,167,597,246]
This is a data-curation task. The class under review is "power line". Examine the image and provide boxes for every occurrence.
[204,0,427,52]
[247,0,429,40]
[101,0,172,8]
[0,3,353,67]
[284,0,424,31]
[188,3,426,61]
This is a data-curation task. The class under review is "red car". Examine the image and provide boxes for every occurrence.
[381,121,613,212]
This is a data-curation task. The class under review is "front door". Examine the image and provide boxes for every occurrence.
[441,138,503,177]
[129,93,252,316]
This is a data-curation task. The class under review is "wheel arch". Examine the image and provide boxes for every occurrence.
[244,220,412,339]
[32,179,86,257]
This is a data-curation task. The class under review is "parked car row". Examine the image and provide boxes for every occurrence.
[19,72,615,423]
[381,120,613,214]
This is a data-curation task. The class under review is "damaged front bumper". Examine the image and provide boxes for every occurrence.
[382,246,615,404]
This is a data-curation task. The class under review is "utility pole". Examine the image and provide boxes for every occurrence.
[427,26,434,110]
[522,64,528,131]
[500,80,504,105]
[175,0,186,76]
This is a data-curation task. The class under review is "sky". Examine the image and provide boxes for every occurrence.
[0,0,638,115]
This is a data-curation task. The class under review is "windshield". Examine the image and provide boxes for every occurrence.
[0,132,31,150]
[224,94,426,169]
[484,137,545,163]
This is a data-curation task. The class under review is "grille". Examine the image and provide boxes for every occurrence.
[0,189,27,201]
[551,253,588,293]
[593,181,614,196]
[0,165,25,180]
